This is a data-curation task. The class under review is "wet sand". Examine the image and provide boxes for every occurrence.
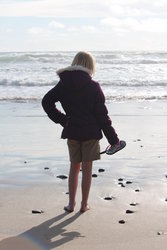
[0,100,167,250]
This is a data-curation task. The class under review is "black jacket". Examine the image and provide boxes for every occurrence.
[42,65,119,145]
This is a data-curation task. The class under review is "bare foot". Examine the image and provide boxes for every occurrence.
[64,203,75,213]
[80,203,90,213]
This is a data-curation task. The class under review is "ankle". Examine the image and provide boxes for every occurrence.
[69,201,76,208]
[81,201,88,207]
[80,202,90,213]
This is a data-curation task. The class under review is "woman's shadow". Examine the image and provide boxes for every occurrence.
[0,211,84,250]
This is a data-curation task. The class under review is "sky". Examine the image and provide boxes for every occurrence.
[0,0,167,51]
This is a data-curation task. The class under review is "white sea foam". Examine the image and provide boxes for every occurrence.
[0,51,167,101]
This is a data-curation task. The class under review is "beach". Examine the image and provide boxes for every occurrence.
[0,100,167,250]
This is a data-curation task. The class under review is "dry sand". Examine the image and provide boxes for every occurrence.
[0,100,167,250]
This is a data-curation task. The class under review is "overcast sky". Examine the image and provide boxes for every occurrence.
[0,0,167,51]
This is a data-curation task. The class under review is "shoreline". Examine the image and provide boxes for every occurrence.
[0,100,166,186]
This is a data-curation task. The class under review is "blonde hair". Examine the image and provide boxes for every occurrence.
[71,51,95,75]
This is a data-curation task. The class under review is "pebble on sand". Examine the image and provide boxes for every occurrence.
[133,139,141,142]
[126,181,133,184]
[118,178,124,181]
[157,231,167,235]
[32,210,44,214]
[57,175,68,179]
[130,203,138,206]
[135,189,140,192]
[126,210,134,214]
[118,183,125,187]
[119,220,125,224]
[104,197,112,200]
[92,174,98,178]
[98,168,105,172]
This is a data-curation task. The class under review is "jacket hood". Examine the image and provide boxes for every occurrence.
[56,65,92,91]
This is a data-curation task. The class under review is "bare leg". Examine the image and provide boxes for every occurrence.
[64,162,80,212]
[80,161,92,213]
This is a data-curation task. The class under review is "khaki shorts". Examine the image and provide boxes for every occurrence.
[67,139,100,163]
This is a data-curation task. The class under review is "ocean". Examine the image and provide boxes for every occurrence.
[0,51,167,102]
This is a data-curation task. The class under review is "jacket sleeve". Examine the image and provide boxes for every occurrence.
[94,83,119,145]
[41,82,67,127]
